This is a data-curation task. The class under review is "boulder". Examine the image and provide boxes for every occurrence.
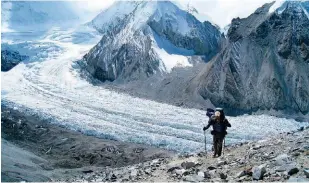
[183,174,204,182]
[217,160,227,167]
[219,172,228,179]
[274,154,293,166]
[110,174,117,181]
[181,161,196,169]
[204,171,211,179]
[175,169,186,176]
[144,168,152,175]
[197,171,205,178]
[252,164,266,180]
[287,165,299,175]
[282,171,290,180]
[275,164,298,175]
[209,170,217,178]
[167,165,181,173]
[208,166,216,170]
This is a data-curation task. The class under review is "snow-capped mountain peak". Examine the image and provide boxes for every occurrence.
[91,1,195,35]
[84,0,222,82]
[270,0,309,19]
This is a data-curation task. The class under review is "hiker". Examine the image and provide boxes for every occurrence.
[203,108,231,158]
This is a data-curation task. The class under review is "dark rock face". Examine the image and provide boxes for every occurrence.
[83,1,222,82]
[148,14,221,58]
[1,50,28,71]
[85,34,160,82]
[194,1,309,114]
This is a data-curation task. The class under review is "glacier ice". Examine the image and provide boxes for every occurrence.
[1,2,308,154]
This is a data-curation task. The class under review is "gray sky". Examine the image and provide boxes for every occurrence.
[81,0,282,28]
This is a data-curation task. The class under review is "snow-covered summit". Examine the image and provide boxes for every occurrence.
[89,1,140,33]
[91,1,204,36]
[270,0,309,17]
[84,0,222,82]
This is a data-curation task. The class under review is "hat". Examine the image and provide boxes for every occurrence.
[215,108,224,112]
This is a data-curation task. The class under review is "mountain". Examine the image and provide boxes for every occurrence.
[191,1,309,114]
[83,1,222,82]
[1,50,29,71]
[107,1,309,117]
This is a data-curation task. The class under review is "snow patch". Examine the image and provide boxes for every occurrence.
[149,28,194,73]
[153,46,192,73]
[90,1,139,32]
[221,24,231,36]
[91,1,193,36]
[301,3,309,19]
[269,0,285,14]
[152,30,194,56]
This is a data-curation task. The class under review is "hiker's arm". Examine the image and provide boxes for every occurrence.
[225,119,231,127]
[203,119,212,131]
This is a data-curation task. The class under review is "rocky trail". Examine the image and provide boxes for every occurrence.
[68,127,309,182]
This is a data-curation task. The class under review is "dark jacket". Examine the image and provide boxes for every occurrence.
[204,116,231,134]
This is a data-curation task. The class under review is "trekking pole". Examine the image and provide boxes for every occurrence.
[222,138,226,155]
[204,130,207,156]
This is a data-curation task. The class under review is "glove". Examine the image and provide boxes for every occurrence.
[203,127,207,131]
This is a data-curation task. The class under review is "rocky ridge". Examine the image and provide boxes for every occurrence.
[193,1,309,114]
[100,1,309,117]
[1,50,29,71]
[67,127,309,182]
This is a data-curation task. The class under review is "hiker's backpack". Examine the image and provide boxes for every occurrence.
[206,108,215,118]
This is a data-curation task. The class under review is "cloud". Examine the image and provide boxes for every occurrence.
[176,0,276,28]
[85,0,278,28]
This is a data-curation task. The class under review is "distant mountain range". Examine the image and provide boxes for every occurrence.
[1,0,308,116]
[83,0,309,115]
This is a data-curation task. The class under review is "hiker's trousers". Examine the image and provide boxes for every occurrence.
[213,133,225,156]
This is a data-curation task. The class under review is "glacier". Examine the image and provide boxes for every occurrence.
[2,1,308,154]
[2,27,308,153]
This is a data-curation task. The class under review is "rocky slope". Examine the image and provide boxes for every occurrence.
[1,105,173,182]
[1,50,29,71]
[83,1,222,82]
[66,126,309,182]
[106,1,309,116]
[192,1,309,114]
